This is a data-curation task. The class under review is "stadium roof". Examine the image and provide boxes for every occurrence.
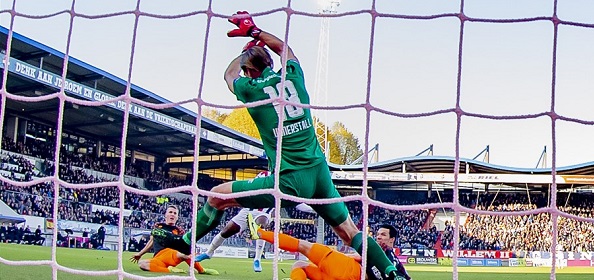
[329,157,594,190]
[0,25,265,160]
[330,156,594,175]
[0,200,25,224]
[2,25,594,190]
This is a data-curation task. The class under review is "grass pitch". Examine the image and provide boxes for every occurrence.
[1,243,593,280]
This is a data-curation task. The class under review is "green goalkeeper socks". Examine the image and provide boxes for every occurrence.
[182,203,224,245]
[351,232,397,277]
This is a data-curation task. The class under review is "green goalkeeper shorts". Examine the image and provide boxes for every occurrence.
[232,162,349,227]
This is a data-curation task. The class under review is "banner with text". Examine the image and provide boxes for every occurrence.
[457,258,502,267]
[406,257,438,265]
[439,249,512,259]
[196,244,248,259]
[528,251,594,261]
[396,248,511,259]
[395,248,437,258]
[0,54,264,158]
[264,251,298,261]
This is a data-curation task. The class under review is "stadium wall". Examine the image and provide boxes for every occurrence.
[432,212,468,231]
[21,215,45,229]
[196,244,248,259]
[21,215,122,249]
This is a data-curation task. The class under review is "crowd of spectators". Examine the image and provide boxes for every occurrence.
[439,192,594,254]
[2,137,201,191]
[2,137,55,161]
[2,136,594,255]
[0,152,42,181]
[2,136,433,245]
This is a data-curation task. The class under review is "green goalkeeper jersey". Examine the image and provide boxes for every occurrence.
[233,60,325,173]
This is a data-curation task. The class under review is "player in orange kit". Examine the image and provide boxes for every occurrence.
[247,213,406,280]
[130,205,218,275]
[249,216,360,279]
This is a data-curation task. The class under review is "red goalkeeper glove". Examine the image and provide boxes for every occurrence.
[227,11,261,38]
[242,40,265,52]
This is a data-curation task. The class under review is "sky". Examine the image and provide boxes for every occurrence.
[1,0,594,169]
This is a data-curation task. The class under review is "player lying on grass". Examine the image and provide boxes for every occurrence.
[152,11,398,279]
[245,213,408,280]
[130,205,218,275]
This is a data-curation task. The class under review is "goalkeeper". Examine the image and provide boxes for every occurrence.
[246,214,404,280]
[153,11,399,279]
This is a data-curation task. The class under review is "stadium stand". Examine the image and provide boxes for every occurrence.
[1,132,594,259]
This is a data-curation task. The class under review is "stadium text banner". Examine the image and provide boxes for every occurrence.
[529,251,594,261]
[395,248,512,259]
[457,259,501,267]
[439,249,511,259]
[0,54,265,157]
[331,171,594,184]
[196,244,248,259]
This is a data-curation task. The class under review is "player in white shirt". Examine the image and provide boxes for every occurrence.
[194,171,315,272]
[195,207,272,272]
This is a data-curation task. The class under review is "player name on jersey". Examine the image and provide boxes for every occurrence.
[272,119,312,138]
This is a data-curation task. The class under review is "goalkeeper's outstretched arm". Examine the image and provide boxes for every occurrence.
[256,31,298,63]
[224,56,242,93]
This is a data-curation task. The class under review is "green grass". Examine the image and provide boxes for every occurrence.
[1,243,593,279]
